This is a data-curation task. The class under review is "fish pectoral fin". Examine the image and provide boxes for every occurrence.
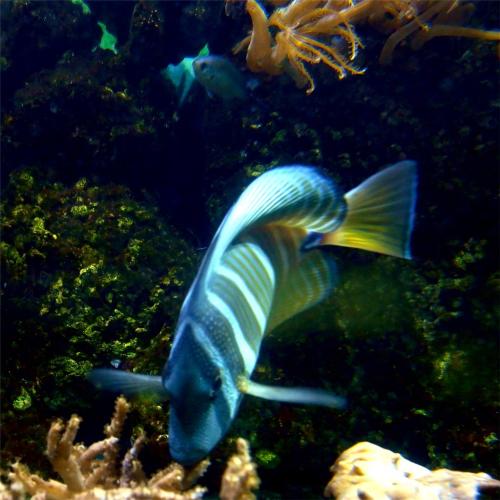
[89,369,168,401]
[320,160,417,259]
[238,377,346,409]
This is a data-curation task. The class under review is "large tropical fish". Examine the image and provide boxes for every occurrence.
[90,161,417,465]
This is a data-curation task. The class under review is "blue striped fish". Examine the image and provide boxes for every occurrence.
[90,161,417,465]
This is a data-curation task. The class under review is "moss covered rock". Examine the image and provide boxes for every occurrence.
[0,168,196,469]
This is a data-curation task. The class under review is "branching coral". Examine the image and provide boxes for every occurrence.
[220,438,260,500]
[233,0,500,93]
[6,396,207,498]
[324,441,500,499]
[1,397,260,499]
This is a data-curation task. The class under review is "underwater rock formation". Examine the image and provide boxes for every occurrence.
[0,169,196,472]
[325,441,500,499]
[2,397,260,500]
[4,399,498,499]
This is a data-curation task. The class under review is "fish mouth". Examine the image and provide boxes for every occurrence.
[169,442,208,466]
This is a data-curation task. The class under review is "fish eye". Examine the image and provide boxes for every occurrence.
[199,61,208,72]
[209,374,222,401]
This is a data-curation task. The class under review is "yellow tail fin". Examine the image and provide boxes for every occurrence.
[320,161,417,259]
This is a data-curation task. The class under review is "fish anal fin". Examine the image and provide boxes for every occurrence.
[320,161,417,259]
[238,376,346,409]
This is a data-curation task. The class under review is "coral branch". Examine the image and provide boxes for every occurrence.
[78,437,119,475]
[119,433,147,487]
[99,395,131,486]
[9,462,69,499]
[105,395,130,439]
[220,438,260,500]
[182,459,211,491]
[3,397,214,498]
[46,415,85,492]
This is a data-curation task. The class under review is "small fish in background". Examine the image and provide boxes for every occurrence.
[161,44,209,106]
[90,161,417,465]
[110,359,121,369]
[192,55,253,101]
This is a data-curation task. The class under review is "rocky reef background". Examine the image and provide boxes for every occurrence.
[1,1,498,497]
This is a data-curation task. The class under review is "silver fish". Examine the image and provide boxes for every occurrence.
[90,161,417,465]
[192,55,248,101]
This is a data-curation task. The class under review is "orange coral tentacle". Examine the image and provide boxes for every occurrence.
[411,24,500,51]
[332,23,364,60]
[346,24,365,61]
[311,0,376,33]
[292,36,347,78]
[271,31,290,66]
[276,0,325,27]
[379,1,444,64]
[295,33,365,74]
[245,0,282,74]
[434,1,475,25]
[337,0,378,24]
[287,53,316,93]
[302,11,342,35]
[294,8,337,28]
[233,34,251,55]
[325,0,353,10]
[290,39,323,64]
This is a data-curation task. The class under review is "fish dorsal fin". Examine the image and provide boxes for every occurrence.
[320,161,417,259]
[226,166,344,235]
[244,225,338,333]
[201,167,345,289]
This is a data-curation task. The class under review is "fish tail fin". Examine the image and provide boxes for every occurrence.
[320,160,417,259]
[88,369,168,401]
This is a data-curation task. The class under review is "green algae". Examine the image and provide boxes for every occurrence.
[256,449,280,469]
[13,388,32,411]
[0,168,196,470]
